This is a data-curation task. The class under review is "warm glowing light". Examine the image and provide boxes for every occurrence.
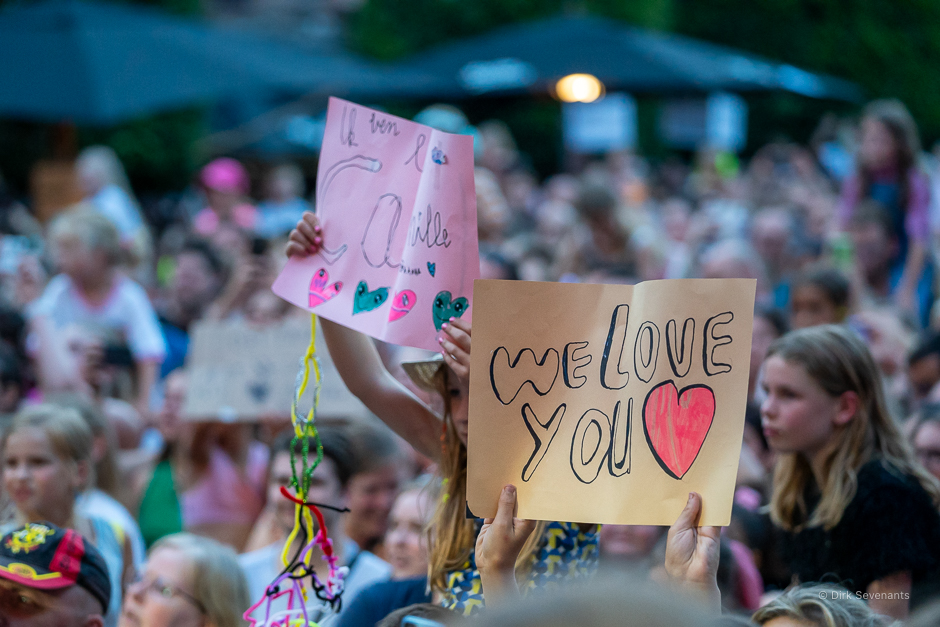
[555,73,604,103]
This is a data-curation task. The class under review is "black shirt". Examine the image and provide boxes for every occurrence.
[780,459,940,603]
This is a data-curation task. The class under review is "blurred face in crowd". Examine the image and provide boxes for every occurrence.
[384,489,431,579]
[661,198,690,243]
[790,284,840,329]
[0,577,104,627]
[267,171,300,203]
[751,210,791,270]
[53,235,104,282]
[346,462,402,547]
[59,325,106,392]
[158,371,187,443]
[859,117,899,171]
[77,160,107,198]
[208,224,250,265]
[749,315,780,395]
[850,222,896,280]
[171,252,218,313]
[270,451,345,537]
[3,428,86,522]
[535,199,577,246]
[760,356,853,460]
[908,354,940,401]
[120,546,203,627]
[851,311,909,378]
[448,366,470,446]
[913,420,940,481]
[205,188,241,217]
[503,170,537,211]
[599,524,662,561]
[244,291,287,326]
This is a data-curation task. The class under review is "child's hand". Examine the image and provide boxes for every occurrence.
[439,317,471,383]
[664,492,722,611]
[476,484,536,601]
[285,212,323,258]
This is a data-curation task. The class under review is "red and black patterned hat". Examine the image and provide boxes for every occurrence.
[0,522,111,613]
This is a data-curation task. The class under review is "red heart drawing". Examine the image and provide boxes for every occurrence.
[642,381,715,480]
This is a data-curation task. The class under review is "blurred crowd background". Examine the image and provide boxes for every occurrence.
[6,0,940,625]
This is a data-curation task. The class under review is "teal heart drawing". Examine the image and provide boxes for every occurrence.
[432,290,468,331]
[427,262,436,277]
[353,281,389,314]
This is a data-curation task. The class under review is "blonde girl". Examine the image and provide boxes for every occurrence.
[1,404,133,627]
[287,213,598,616]
[36,206,166,414]
[761,325,940,619]
[119,532,250,627]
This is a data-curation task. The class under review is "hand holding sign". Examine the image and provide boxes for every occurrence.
[274,98,479,351]
[665,492,722,612]
[476,484,537,606]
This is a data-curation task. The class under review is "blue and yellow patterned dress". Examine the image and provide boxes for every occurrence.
[441,520,599,616]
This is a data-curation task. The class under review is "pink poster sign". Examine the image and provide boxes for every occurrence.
[272,97,480,351]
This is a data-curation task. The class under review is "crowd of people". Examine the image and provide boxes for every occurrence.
[3,97,940,626]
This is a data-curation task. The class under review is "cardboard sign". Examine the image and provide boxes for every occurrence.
[272,97,480,351]
[183,317,369,421]
[467,279,756,526]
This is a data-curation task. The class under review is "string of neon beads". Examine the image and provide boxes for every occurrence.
[244,314,346,627]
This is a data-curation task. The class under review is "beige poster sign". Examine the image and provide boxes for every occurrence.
[184,317,369,422]
[467,279,756,526]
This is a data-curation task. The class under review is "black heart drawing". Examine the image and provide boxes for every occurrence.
[248,382,269,403]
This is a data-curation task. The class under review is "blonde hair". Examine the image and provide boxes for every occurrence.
[76,145,139,202]
[151,533,250,627]
[1,404,93,491]
[49,206,122,265]
[45,393,121,501]
[427,365,545,594]
[752,584,894,627]
[767,325,940,531]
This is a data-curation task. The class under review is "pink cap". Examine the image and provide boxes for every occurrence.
[200,158,249,194]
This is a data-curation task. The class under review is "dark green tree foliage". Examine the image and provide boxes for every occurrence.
[675,0,940,143]
[78,108,205,192]
[350,0,674,60]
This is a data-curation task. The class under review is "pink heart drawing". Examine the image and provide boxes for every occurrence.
[308,268,342,307]
[642,381,715,480]
[388,289,417,321]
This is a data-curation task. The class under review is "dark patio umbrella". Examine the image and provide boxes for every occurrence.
[400,14,861,101]
[0,0,443,126]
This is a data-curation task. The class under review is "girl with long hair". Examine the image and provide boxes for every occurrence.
[837,99,932,324]
[287,213,598,616]
[760,324,940,619]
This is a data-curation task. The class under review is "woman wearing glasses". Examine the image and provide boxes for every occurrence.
[120,533,250,627]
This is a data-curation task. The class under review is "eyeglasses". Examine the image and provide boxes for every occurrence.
[132,572,205,614]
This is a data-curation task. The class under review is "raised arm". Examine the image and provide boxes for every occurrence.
[288,212,444,460]
[319,319,443,459]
